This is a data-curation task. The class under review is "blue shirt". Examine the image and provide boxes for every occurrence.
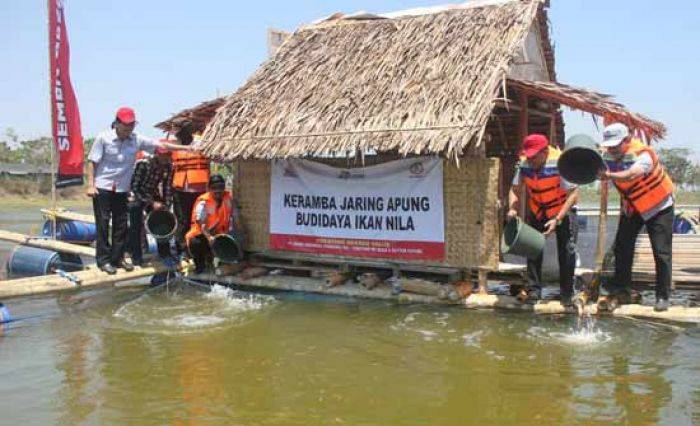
[88,129,157,192]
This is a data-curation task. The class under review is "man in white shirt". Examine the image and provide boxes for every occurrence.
[87,107,191,274]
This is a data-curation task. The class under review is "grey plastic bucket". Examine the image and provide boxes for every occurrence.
[145,210,177,240]
[501,218,545,259]
[557,134,606,185]
[211,234,242,263]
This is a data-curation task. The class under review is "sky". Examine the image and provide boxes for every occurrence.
[1,0,698,158]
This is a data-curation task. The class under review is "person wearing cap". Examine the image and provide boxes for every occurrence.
[599,123,675,312]
[169,121,211,256]
[507,134,580,304]
[127,146,174,266]
[87,107,193,274]
[185,174,240,273]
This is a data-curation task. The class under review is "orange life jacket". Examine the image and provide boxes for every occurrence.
[603,138,674,216]
[519,146,569,220]
[171,150,210,190]
[185,191,233,244]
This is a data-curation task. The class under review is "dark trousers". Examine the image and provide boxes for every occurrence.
[93,189,128,267]
[525,212,577,298]
[127,201,171,264]
[608,206,673,300]
[188,234,212,274]
[173,190,203,254]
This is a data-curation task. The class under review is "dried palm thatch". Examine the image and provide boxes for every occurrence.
[155,97,225,133]
[507,78,666,141]
[201,1,545,161]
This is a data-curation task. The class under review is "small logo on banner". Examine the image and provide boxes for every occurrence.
[409,161,425,177]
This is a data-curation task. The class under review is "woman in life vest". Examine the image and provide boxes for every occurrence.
[171,121,211,255]
[507,134,580,305]
[186,174,239,273]
[599,123,674,312]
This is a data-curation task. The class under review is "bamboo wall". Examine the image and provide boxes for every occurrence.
[231,156,501,270]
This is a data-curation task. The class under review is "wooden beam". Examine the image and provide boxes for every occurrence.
[0,229,95,257]
[41,208,95,224]
[518,93,529,219]
[494,99,552,118]
[0,261,191,299]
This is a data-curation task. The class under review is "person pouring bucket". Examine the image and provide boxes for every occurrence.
[185,174,242,274]
[86,107,193,275]
[598,123,675,312]
[507,134,580,305]
[127,146,175,266]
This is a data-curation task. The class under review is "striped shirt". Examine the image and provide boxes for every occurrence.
[130,158,174,206]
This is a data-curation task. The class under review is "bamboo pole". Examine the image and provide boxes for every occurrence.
[0,261,191,299]
[595,180,609,268]
[0,229,95,257]
[518,92,529,219]
[41,208,95,224]
[47,0,57,239]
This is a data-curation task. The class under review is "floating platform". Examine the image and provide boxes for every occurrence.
[191,273,700,324]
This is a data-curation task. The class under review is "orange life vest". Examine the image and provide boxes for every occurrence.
[185,191,233,244]
[603,138,674,216]
[519,146,569,220]
[171,150,210,190]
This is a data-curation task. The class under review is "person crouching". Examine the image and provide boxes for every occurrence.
[185,174,239,274]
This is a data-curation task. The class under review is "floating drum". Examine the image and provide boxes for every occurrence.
[557,134,606,185]
[6,245,83,279]
[501,217,545,259]
[145,210,177,240]
[211,234,242,263]
[42,220,96,244]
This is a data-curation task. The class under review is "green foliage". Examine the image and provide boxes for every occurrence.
[0,128,95,166]
[658,148,694,187]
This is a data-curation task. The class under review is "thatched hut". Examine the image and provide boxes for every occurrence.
[162,0,665,281]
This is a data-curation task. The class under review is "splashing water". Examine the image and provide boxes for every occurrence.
[111,282,275,334]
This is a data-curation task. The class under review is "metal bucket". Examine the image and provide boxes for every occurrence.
[6,245,83,279]
[557,134,606,185]
[145,210,177,240]
[211,234,243,263]
[42,220,97,244]
[501,217,545,259]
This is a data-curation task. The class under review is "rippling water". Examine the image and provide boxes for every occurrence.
[1,282,699,425]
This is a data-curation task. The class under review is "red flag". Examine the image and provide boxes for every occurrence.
[49,0,83,187]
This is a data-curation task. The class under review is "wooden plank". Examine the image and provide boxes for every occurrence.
[41,208,95,224]
[0,229,95,257]
[0,261,191,299]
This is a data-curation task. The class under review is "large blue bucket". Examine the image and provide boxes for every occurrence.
[6,245,83,279]
[42,220,97,244]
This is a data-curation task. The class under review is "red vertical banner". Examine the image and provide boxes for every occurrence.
[49,0,84,187]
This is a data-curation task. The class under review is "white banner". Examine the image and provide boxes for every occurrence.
[269,157,444,260]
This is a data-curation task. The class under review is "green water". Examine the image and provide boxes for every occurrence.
[1,283,699,425]
[1,208,700,424]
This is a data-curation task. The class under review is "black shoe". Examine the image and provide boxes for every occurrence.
[120,259,135,272]
[654,299,669,312]
[100,264,117,275]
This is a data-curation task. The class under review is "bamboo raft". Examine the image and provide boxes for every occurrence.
[191,273,700,324]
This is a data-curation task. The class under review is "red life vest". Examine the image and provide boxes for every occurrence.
[519,146,569,220]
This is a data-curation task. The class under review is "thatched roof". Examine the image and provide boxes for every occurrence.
[507,79,666,141]
[155,97,225,133]
[201,0,545,160]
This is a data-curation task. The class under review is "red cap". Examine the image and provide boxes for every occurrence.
[521,134,549,159]
[115,107,136,124]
